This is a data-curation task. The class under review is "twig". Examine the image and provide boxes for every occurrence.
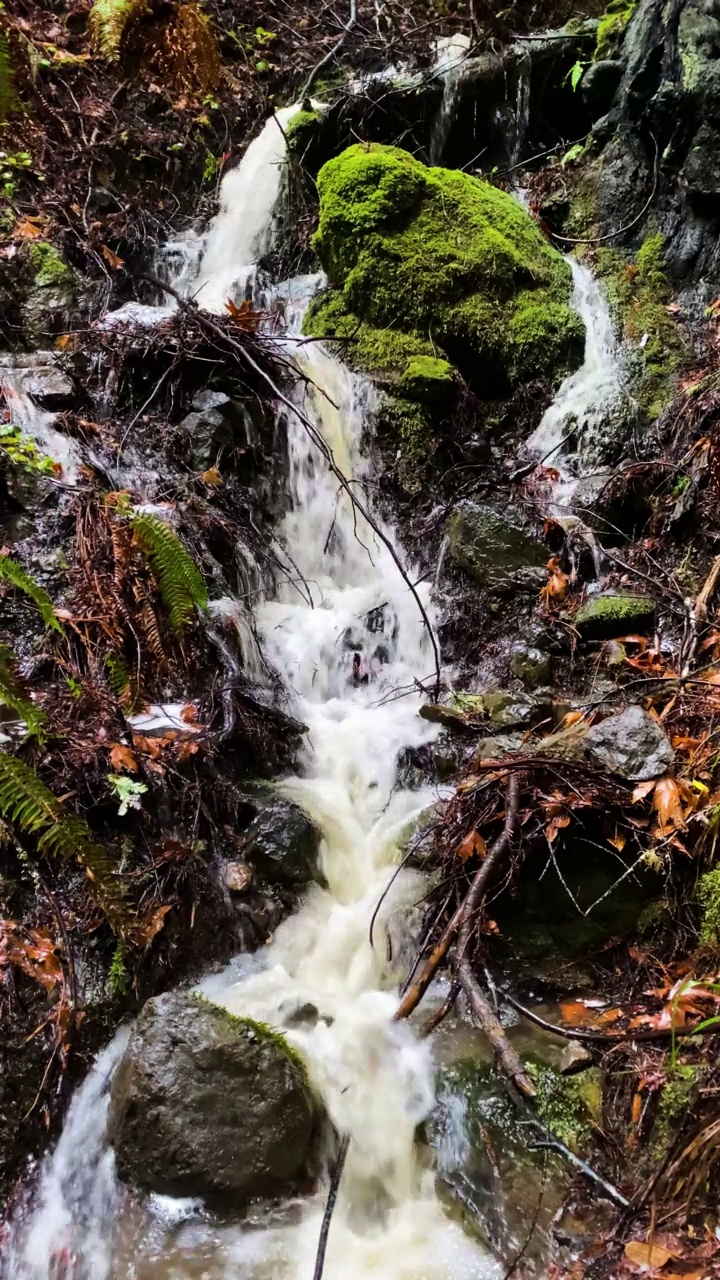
[302,0,358,99]
[312,1132,351,1280]
[529,1135,629,1208]
[552,132,659,247]
[420,981,459,1038]
[142,274,442,699]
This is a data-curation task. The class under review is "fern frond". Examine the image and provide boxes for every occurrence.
[89,0,149,61]
[0,556,62,632]
[0,31,15,123]
[131,513,207,634]
[0,644,46,741]
[0,752,126,931]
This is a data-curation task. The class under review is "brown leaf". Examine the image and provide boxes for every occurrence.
[632,779,657,804]
[608,830,627,852]
[14,217,46,240]
[457,829,487,863]
[135,903,172,945]
[109,743,138,773]
[101,243,124,270]
[546,812,571,844]
[201,465,222,486]
[624,1240,675,1269]
[653,776,685,832]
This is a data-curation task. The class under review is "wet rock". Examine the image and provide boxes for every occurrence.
[224,861,253,893]
[574,592,655,638]
[446,501,547,595]
[483,689,552,729]
[419,702,472,731]
[396,804,438,869]
[242,798,322,887]
[580,59,624,118]
[584,705,674,780]
[558,1041,595,1076]
[6,356,75,409]
[509,642,552,689]
[684,123,720,209]
[20,242,76,346]
[108,992,320,1208]
[181,401,234,472]
[473,732,525,761]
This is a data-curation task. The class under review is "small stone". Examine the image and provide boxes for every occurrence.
[224,861,252,893]
[192,389,232,413]
[558,1040,594,1076]
[483,690,551,729]
[509,643,552,689]
[584,705,674,781]
[419,703,472,730]
[474,732,525,760]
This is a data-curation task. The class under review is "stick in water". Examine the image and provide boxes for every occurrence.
[313,1132,351,1280]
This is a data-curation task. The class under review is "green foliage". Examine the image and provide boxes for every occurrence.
[107,939,129,998]
[89,0,148,61]
[0,644,45,741]
[655,1063,700,1149]
[0,751,125,929]
[0,555,62,632]
[202,150,218,184]
[108,773,147,816]
[561,142,586,168]
[131,513,207,634]
[697,868,720,945]
[566,60,585,91]
[105,653,134,706]
[27,240,70,286]
[595,0,638,61]
[0,423,55,475]
[526,1061,601,1152]
[0,30,15,124]
[0,149,31,200]
[191,993,309,1082]
[307,144,583,391]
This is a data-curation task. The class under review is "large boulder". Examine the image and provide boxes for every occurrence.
[584,705,674,780]
[242,798,322,887]
[446,501,548,595]
[107,992,320,1208]
[304,144,584,396]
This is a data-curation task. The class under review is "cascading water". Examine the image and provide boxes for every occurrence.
[5,108,499,1280]
[526,257,625,515]
[0,356,81,484]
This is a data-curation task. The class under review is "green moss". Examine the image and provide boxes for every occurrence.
[28,241,71,287]
[284,108,320,154]
[655,1064,701,1150]
[191,993,309,1082]
[594,234,687,423]
[107,939,129,999]
[304,291,436,378]
[398,355,454,401]
[574,593,655,637]
[595,0,638,60]
[697,868,720,945]
[378,396,437,493]
[526,1061,601,1152]
[306,144,584,394]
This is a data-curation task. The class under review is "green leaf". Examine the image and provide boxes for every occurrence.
[0,555,62,631]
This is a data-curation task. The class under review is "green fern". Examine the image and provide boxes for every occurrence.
[0,752,126,930]
[0,31,15,124]
[89,0,149,61]
[0,644,45,741]
[131,513,207,634]
[0,556,62,632]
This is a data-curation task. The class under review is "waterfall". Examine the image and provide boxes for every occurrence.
[526,257,625,514]
[0,356,81,484]
[6,105,499,1280]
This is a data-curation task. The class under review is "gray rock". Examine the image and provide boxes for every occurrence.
[419,702,472,731]
[15,360,75,409]
[558,1041,595,1076]
[584,705,674,780]
[181,407,234,472]
[580,59,624,117]
[243,798,322,887]
[473,732,525,761]
[483,689,552,729]
[108,992,319,1208]
[509,642,552,689]
[446,501,547,595]
[192,389,232,413]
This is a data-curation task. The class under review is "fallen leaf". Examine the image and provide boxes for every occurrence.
[653,776,686,832]
[632,779,657,804]
[608,830,627,852]
[109,743,138,772]
[201,465,222,486]
[624,1240,675,1269]
[546,812,571,843]
[101,243,124,270]
[14,218,45,240]
[135,903,172,945]
[55,334,73,351]
[457,829,487,863]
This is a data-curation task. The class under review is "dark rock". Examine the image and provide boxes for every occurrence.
[584,705,674,780]
[684,123,720,209]
[574,593,655,638]
[482,689,553,728]
[181,406,234,472]
[446,501,547,595]
[580,59,624,118]
[509,642,552,689]
[242,798,322,887]
[419,702,472,731]
[108,992,319,1208]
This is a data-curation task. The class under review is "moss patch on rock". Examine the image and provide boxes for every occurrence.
[28,241,71,287]
[574,592,655,638]
[595,0,638,61]
[192,993,309,1083]
[305,144,584,396]
[697,868,720,945]
[526,1061,601,1152]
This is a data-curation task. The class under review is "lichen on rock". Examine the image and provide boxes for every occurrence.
[595,0,638,61]
[305,144,584,397]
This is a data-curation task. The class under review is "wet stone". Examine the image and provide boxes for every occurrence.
[446,501,547,595]
[583,705,674,781]
[224,861,253,893]
[242,798,322,887]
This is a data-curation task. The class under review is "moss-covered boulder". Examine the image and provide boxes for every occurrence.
[447,501,548,595]
[305,144,584,396]
[21,242,76,346]
[108,992,320,1208]
[574,592,655,638]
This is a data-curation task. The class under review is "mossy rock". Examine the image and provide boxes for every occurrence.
[574,592,655,638]
[305,144,584,396]
[595,0,638,61]
[697,868,720,945]
[21,241,76,346]
[446,500,548,595]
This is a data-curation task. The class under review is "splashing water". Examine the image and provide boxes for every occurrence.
[0,356,82,484]
[6,107,499,1280]
[526,257,625,513]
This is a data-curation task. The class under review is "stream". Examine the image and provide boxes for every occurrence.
[4,91,623,1280]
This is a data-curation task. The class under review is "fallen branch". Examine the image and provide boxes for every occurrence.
[502,989,720,1045]
[301,0,358,99]
[143,275,442,699]
[312,1132,351,1280]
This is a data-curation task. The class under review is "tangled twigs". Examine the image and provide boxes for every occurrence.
[301,0,358,100]
[143,276,442,699]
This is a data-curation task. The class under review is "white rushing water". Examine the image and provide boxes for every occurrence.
[6,107,499,1280]
[0,356,82,484]
[526,257,624,513]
